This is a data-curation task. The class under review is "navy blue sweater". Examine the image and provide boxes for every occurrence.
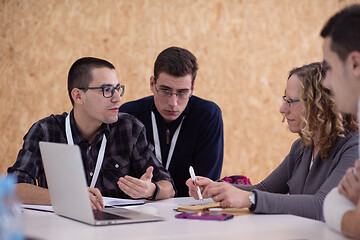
[119,95,224,197]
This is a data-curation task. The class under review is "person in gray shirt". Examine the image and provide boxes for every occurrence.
[186,62,358,221]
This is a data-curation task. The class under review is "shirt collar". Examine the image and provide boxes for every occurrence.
[151,101,188,130]
[69,110,110,145]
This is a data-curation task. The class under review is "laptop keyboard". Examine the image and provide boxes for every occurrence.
[93,210,129,220]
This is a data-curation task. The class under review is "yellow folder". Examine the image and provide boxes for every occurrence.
[177,201,251,216]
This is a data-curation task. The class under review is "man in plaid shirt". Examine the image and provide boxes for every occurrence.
[8,57,175,210]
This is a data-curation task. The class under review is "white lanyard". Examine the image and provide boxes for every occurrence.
[65,113,107,188]
[151,111,184,170]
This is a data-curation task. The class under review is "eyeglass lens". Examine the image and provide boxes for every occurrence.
[156,87,190,99]
[103,85,124,98]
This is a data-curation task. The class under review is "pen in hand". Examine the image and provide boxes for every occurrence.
[189,166,204,203]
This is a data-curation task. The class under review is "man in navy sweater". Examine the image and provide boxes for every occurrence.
[119,47,224,197]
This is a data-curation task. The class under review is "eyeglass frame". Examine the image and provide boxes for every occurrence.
[154,85,192,99]
[78,84,125,98]
[282,95,301,108]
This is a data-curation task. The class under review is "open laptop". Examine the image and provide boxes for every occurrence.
[39,141,163,226]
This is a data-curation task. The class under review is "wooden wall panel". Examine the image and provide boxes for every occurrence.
[1,0,358,184]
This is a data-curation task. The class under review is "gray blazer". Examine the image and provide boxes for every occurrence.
[237,130,358,220]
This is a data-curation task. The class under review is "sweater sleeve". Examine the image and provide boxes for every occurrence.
[236,134,358,220]
[324,187,356,232]
[236,146,296,193]
[191,105,224,181]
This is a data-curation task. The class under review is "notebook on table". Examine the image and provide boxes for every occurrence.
[39,141,163,226]
[177,202,251,216]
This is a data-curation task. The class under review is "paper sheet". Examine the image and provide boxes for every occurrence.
[22,197,145,212]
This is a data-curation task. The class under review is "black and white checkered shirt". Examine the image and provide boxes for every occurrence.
[8,111,175,198]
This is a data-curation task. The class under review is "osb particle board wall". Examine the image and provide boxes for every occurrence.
[1,0,358,184]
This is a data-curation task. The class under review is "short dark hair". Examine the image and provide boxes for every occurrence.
[153,47,198,85]
[320,4,360,61]
[67,57,115,105]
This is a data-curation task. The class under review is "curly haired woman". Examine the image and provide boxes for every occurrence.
[186,62,358,220]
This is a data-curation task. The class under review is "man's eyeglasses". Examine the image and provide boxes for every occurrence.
[282,95,300,108]
[78,84,125,98]
[155,86,192,99]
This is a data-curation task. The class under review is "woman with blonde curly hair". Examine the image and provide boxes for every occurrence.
[186,62,358,220]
